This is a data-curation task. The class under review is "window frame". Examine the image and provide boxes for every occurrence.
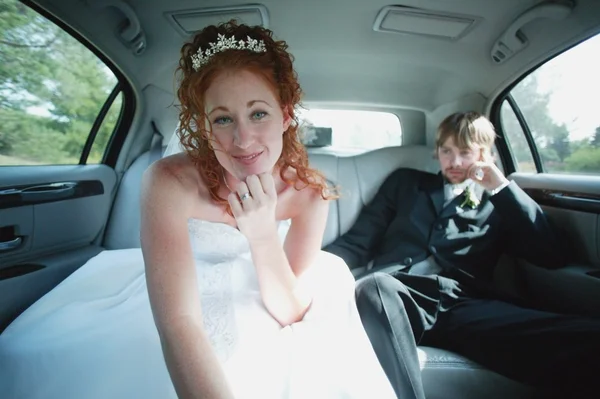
[503,95,544,172]
[79,83,122,164]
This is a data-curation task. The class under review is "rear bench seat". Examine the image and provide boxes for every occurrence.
[104,145,533,399]
[309,145,439,251]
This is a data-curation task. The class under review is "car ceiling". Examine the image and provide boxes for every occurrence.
[30,0,600,113]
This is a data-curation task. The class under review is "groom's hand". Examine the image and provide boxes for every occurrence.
[228,173,279,244]
[467,161,509,192]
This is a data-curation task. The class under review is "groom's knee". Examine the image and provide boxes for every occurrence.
[355,272,404,317]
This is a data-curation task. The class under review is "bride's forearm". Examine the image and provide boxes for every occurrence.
[159,318,234,399]
[249,235,312,326]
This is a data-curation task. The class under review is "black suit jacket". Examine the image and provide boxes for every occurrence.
[324,168,567,289]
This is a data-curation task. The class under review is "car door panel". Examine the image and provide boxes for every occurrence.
[0,206,34,258]
[0,165,117,331]
[509,173,600,316]
[511,172,600,265]
[0,165,116,265]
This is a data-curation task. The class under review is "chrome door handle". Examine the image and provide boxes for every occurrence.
[20,182,77,202]
[0,237,22,252]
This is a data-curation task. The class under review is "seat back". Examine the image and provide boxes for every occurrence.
[104,145,439,250]
[103,151,154,249]
[309,145,439,246]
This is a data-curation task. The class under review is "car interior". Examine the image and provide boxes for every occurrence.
[1,0,600,398]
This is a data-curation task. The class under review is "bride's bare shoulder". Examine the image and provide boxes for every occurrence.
[280,167,329,219]
[142,153,229,222]
[142,153,204,196]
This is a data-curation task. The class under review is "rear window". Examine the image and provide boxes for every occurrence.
[297,109,402,152]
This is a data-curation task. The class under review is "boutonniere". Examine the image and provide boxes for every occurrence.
[460,186,480,209]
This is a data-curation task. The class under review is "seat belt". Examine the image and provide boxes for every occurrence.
[148,121,163,165]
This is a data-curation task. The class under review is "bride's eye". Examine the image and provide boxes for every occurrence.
[214,116,233,125]
[251,111,267,120]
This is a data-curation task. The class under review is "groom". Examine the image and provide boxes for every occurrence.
[324,111,600,398]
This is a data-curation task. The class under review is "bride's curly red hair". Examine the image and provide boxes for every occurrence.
[176,20,336,213]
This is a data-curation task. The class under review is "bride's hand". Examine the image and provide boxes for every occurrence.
[228,173,278,243]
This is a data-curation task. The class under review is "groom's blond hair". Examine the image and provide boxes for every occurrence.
[436,112,497,155]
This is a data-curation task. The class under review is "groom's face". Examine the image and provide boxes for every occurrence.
[438,136,483,184]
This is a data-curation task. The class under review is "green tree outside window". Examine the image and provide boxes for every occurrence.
[0,0,121,166]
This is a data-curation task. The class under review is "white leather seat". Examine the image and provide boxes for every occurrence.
[103,144,533,398]
[103,150,156,250]
[308,145,440,247]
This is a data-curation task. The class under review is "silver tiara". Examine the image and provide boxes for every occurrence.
[191,34,267,71]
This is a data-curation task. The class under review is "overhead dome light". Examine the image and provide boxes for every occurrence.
[165,4,269,37]
[373,5,480,41]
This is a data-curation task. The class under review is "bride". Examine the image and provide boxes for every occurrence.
[0,21,396,399]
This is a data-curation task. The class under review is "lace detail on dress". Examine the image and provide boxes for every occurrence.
[196,261,236,361]
[187,219,249,262]
[186,219,292,361]
[187,220,243,361]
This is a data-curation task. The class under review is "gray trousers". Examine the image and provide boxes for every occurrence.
[355,271,600,399]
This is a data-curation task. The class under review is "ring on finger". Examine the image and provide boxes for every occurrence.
[474,168,484,180]
[239,192,251,201]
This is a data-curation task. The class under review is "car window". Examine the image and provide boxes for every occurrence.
[297,109,402,152]
[500,33,600,175]
[0,0,122,166]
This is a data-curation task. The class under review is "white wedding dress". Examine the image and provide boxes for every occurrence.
[0,217,397,399]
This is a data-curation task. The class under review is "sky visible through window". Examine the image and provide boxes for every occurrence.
[535,33,600,141]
